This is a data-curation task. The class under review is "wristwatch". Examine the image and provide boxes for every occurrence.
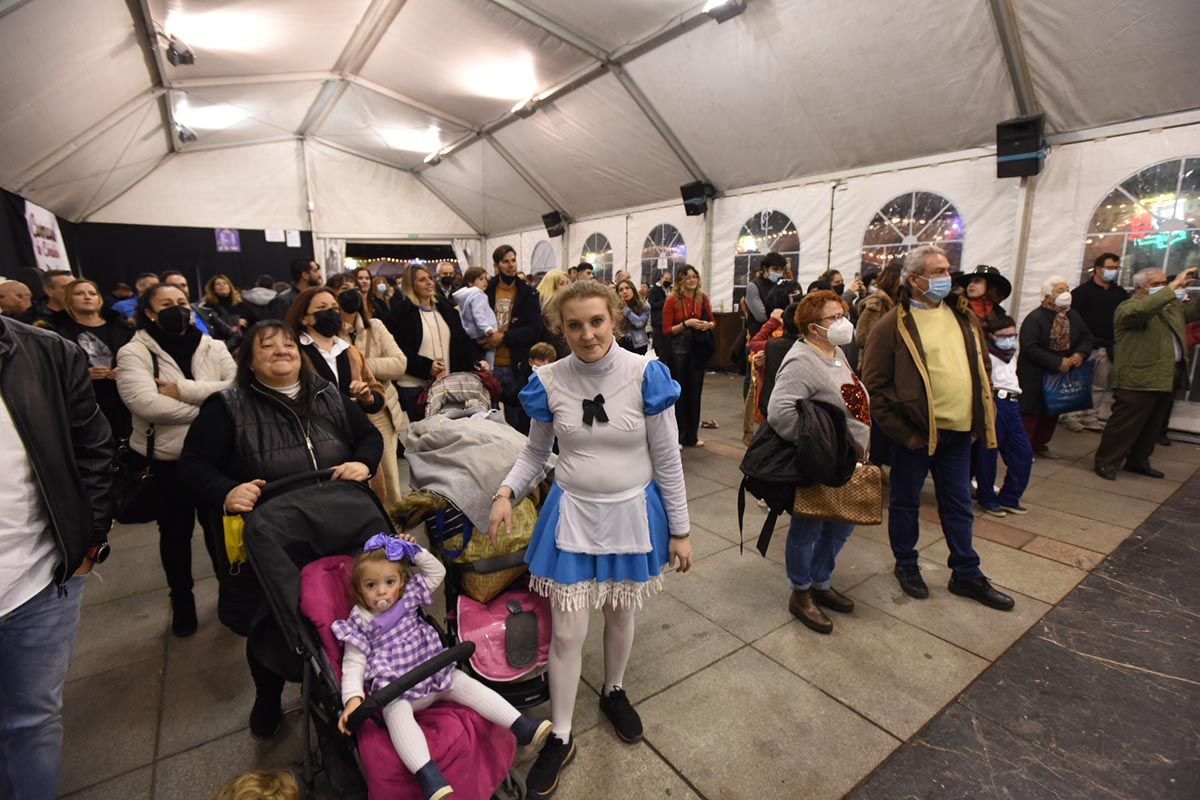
[87,542,111,564]
[491,489,513,503]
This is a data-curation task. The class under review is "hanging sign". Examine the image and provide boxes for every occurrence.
[25,200,70,272]
[285,229,301,248]
[264,228,285,243]
[215,228,241,253]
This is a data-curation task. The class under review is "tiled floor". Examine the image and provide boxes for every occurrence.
[59,372,1200,800]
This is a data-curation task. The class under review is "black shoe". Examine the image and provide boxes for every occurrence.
[894,564,928,599]
[599,688,643,743]
[1094,465,1117,481]
[1124,464,1165,479]
[526,734,576,799]
[170,591,197,638]
[249,694,283,740]
[948,576,1015,611]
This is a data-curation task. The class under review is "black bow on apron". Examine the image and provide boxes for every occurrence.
[582,394,609,426]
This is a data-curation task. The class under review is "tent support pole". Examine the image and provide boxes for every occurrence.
[610,64,712,186]
[483,134,571,221]
[411,172,486,236]
[485,0,609,62]
[1008,174,1039,318]
[79,151,175,222]
[986,0,1037,115]
[129,0,180,152]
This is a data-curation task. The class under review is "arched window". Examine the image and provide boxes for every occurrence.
[861,191,965,272]
[531,240,557,273]
[1081,157,1200,285]
[641,224,687,283]
[580,233,613,283]
[734,210,799,303]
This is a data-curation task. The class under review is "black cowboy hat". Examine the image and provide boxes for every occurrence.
[954,264,1012,302]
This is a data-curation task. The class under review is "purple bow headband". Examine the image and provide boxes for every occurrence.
[363,533,421,562]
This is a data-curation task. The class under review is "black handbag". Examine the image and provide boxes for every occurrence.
[112,353,161,524]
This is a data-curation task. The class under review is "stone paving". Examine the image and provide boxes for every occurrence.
[59,372,1200,800]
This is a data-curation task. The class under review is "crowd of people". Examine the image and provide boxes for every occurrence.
[0,241,1196,800]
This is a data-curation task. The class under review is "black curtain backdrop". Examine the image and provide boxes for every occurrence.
[73,222,315,294]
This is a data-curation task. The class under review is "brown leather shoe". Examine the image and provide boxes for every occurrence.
[812,587,854,613]
[789,590,832,634]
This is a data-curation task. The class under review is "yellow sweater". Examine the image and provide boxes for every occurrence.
[910,303,972,432]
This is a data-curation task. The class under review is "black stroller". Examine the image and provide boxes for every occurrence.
[239,470,521,799]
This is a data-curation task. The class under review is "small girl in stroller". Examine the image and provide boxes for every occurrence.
[334,533,552,800]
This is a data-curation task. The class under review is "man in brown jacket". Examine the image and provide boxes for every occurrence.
[861,245,1014,611]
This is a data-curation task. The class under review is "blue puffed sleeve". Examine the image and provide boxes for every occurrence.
[642,360,681,415]
[518,373,553,422]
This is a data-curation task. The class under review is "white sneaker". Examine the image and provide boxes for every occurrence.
[1061,418,1085,433]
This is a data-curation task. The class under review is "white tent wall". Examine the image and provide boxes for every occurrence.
[624,205,707,286]
[829,156,1022,299]
[304,140,475,237]
[88,140,309,229]
[519,230,561,274]
[1019,124,1200,317]
[709,183,834,311]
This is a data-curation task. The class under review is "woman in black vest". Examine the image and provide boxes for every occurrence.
[284,287,384,415]
[179,320,383,740]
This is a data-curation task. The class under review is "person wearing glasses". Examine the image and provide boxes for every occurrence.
[767,291,870,634]
[861,245,1014,612]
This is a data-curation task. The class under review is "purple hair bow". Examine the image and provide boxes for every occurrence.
[363,533,421,562]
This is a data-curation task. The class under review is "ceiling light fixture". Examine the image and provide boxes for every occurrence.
[174,123,198,143]
[156,31,196,66]
[511,98,539,119]
[702,0,748,23]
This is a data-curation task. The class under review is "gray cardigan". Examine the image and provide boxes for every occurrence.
[767,340,870,456]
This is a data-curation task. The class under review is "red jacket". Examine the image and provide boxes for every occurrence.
[662,292,713,335]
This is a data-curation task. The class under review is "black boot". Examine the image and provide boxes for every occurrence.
[170,591,197,637]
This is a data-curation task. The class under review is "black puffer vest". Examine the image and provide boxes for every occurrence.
[218,376,353,481]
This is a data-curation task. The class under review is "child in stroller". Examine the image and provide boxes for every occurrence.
[333,533,552,800]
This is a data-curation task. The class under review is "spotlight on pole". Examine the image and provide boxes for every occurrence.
[702,0,747,24]
[164,34,195,65]
[511,98,539,119]
[175,122,198,143]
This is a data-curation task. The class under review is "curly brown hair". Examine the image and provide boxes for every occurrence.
[794,290,849,337]
[542,279,625,335]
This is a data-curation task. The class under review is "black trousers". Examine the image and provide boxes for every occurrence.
[651,328,668,361]
[671,352,705,446]
[152,459,217,598]
[1094,387,1174,470]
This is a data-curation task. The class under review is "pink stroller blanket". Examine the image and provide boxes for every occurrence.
[300,556,515,800]
[457,587,551,682]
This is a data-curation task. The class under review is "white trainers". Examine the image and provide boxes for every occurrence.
[1061,418,1086,433]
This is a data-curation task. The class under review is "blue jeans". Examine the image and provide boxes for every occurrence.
[973,397,1033,509]
[889,429,984,580]
[494,366,529,435]
[0,575,86,800]
[785,516,854,590]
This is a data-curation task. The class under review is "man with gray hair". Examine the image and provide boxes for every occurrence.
[1093,266,1199,480]
[862,245,1013,611]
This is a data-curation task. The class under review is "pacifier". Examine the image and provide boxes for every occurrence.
[374,598,391,610]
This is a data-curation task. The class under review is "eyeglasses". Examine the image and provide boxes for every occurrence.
[818,313,847,323]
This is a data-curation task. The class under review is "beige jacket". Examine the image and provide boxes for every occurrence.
[116,330,236,460]
[349,316,408,436]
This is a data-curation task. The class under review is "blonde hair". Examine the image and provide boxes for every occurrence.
[211,770,299,800]
[543,280,624,335]
[349,547,409,608]
[671,264,702,299]
[64,279,102,320]
[400,264,435,306]
[537,268,569,308]
[204,274,242,306]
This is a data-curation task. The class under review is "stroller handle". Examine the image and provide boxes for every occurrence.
[257,469,338,505]
[346,641,477,733]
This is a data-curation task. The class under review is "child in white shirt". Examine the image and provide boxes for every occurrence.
[452,267,499,368]
[973,315,1033,516]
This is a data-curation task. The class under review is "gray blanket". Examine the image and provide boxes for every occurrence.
[403,413,555,533]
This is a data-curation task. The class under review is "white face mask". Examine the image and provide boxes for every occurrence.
[818,317,855,347]
[1054,291,1072,309]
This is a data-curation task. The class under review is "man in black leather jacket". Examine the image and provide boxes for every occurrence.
[0,316,115,798]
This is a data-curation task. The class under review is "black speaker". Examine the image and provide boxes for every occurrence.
[680,181,715,216]
[542,210,565,238]
[996,114,1045,178]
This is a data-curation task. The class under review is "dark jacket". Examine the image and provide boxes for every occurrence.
[0,318,115,587]
[765,280,802,314]
[485,275,545,382]
[383,293,480,380]
[647,284,670,333]
[860,295,997,455]
[299,342,384,414]
[758,333,800,418]
[52,311,134,440]
[267,285,302,321]
[1017,305,1094,416]
[1071,279,1128,351]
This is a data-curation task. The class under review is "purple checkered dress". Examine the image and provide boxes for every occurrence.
[331,576,454,701]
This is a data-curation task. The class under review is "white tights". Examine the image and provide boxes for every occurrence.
[381,668,520,773]
[549,603,636,740]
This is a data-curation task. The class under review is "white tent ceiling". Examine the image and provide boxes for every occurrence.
[3,0,1199,236]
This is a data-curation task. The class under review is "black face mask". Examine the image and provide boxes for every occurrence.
[155,305,192,335]
[337,290,362,313]
[662,279,672,289]
[439,276,455,288]
[311,308,343,337]
[831,284,845,297]
[498,271,516,285]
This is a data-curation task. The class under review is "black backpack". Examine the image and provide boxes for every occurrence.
[737,422,806,556]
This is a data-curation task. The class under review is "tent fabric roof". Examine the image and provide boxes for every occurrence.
[3,0,1199,234]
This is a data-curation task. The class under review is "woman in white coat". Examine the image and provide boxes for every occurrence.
[328,273,409,507]
[117,283,236,637]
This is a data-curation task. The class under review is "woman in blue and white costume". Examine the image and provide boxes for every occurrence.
[489,280,693,800]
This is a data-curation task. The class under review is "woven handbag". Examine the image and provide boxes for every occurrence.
[792,462,883,526]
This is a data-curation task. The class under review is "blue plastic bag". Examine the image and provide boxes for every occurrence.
[1042,360,1096,415]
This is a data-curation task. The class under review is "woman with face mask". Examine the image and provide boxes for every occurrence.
[1016,276,1095,456]
[766,290,871,635]
[354,266,392,318]
[285,288,385,417]
[115,283,237,637]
